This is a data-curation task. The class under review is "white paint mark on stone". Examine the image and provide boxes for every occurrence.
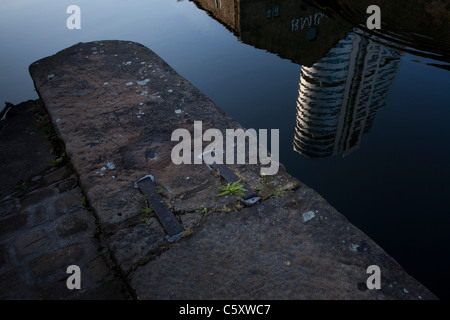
[106,161,115,170]
[47,74,54,80]
[126,82,133,86]
[302,211,315,222]
[175,109,182,114]
[137,79,150,85]
[125,61,132,65]
[403,288,409,294]
[349,244,359,252]
[103,82,108,86]
[168,89,173,93]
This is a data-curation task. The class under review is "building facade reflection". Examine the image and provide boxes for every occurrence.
[191,0,405,159]
[293,32,402,158]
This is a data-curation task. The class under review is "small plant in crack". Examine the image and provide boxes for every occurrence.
[81,195,91,211]
[195,206,208,214]
[140,195,154,225]
[50,152,67,167]
[274,188,285,197]
[217,179,247,199]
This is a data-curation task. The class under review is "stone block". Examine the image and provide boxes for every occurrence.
[108,221,166,275]
[0,199,17,219]
[20,185,59,209]
[30,244,84,276]
[54,188,83,214]
[15,231,49,257]
[0,213,27,238]
[56,217,89,238]
[85,256,111,283]
[41,166,73,186]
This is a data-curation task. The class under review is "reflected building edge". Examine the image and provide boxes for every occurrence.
[191,0,353,66]
[293,32,402,159]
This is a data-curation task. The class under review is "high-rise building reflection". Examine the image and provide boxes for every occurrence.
[293,32,402,158]
[191,0,405,159]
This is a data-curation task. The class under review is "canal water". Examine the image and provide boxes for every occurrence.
[1,0,449,299]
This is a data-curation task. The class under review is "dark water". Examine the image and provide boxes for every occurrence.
[1,0,449,299]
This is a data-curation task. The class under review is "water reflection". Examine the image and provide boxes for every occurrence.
[293,32,402,158]
[311,0,450,64]
[191,0,446,159]
[192,0,353,66]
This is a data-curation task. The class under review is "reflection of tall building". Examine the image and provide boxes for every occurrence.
[293,32,402,158]
[192,0,405,159]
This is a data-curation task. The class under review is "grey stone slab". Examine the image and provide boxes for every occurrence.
[129,186,436,300]
[107,221,166,275]
[28,40,276,233]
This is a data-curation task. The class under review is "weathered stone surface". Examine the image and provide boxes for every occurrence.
[85,256,111,283]
[0,199,17,219]
[54,188,83,214]
[28,40,267,233]
[15,231,49,257]
[0,100,56,199]
[20,185,59,209]
[129,186,435,300]
[30,244,84,276]
[107,221,166,275]
[77,280,132,300]
[0,244,9,268]
[0,100,131,300]
[42,166,73,186]
[25,205,48,227]
[0,213,27,238]
[28,40,437,300]
[0,270,26,299]
[56,217,89,238]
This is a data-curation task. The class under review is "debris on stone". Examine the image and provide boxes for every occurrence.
[302,210,315,222]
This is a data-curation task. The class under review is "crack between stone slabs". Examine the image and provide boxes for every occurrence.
[124,210,215,278]
[124,185,302,279]
[33,97,138,300]
[125,241,172,277]
[80,191,138,300]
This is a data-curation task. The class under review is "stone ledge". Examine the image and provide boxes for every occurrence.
[29,40,437,299]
